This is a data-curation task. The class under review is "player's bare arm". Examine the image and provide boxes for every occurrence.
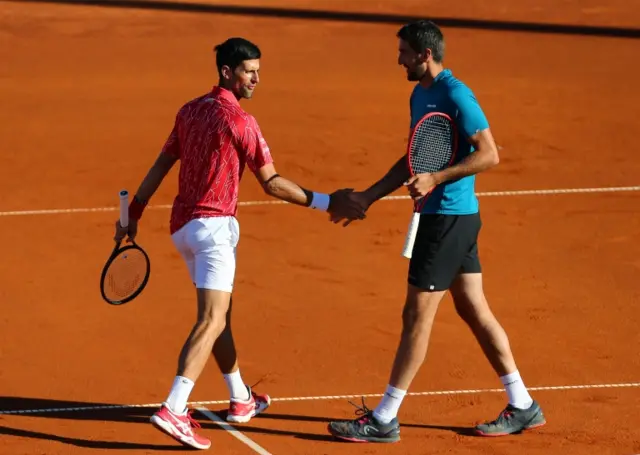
[334,155,409,217]
[329,155,410,226]
[433,128,499,183]
[114,151,178,242]
[132,152,179,205]
[361,155,411,206]
[405,128,499,200]
[255,163,366,220]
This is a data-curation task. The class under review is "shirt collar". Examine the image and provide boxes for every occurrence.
[433,69,451,83]
[211,86,240,106]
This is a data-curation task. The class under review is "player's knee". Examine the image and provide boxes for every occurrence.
[454,298,479,325]
[196,288,231,327]
[453,293,494,327]
[401,301,419,328]
[402,286,444,329]
[195,311,227,336]
[201,318,225,333]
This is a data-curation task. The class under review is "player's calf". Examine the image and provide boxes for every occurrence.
[178,289,231,380]
[450,274,517,376]
[389,285,445,390]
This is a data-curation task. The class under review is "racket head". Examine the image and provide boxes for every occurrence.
[407,112,458,175]
[100,241,150,305]
[406,112,458,210]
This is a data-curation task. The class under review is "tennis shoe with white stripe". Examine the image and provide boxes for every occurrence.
[150,403,211,450]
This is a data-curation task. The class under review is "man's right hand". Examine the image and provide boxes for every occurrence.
[328,189,372,226]
[114,219,138,244]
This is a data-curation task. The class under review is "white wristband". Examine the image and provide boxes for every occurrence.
[310,192,330,211]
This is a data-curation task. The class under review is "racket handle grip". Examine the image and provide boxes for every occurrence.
[401,212,420,259]
[119,190,129,228]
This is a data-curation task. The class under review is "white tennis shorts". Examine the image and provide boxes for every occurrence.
[171,216,240,292]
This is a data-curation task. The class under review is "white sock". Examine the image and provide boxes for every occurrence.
[372,385,407,424]
[166,376,195,414]
[500,370,533,409]
[224,369,250,401]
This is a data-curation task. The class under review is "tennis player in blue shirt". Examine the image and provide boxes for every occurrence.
[327,20,546,443]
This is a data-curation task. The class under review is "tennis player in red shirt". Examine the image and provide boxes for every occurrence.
[114,37,365,450]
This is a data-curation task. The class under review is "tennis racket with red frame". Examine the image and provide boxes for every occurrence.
[401,112,458,259]
[99,190,151,305]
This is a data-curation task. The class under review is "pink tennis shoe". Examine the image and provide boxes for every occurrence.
[150,404,211,450]
[150,386,271,450]
[227,387,271,423]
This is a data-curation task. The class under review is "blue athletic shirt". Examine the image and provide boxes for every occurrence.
[409,69,490,215]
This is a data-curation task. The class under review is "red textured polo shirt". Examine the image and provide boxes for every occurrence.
[160,86,273,234]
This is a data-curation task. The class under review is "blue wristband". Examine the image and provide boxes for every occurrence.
[310,192,330,211]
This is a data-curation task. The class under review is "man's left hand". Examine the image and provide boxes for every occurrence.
[404,173,439,200]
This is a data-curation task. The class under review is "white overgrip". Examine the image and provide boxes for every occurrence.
[119,190,129,228]
[401,212,420,259]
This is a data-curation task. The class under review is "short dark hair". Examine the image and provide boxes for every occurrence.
[214,37,261,76]
[397,20,445,63]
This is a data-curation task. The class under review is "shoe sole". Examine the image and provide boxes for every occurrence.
[474,418,547,437]
[331,434,401,443]
[327,424,400,443]
[226,397,271,424]
[150,415,211,450]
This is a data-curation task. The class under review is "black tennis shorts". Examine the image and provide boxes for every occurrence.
[407,212,482,292]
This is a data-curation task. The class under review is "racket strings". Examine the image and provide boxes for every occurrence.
[409,116,455,174]
[104,249,148,301]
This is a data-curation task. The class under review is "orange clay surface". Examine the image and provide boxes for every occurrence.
[1,1,639,454]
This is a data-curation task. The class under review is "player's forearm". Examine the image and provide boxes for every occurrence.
[363,156,410,204]
[433,147,499,185]
[133,152,177,204]
[263,175,315,207]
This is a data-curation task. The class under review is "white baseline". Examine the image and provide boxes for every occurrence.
[0,185,638,218]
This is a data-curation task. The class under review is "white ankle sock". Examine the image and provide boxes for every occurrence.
[224,369,250,401]
[372,385,407,424]
[166,376,195,414]
[500,370,533,409]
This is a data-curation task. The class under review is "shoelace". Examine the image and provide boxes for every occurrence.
[499,409,514,420]
[186,410,202,429]
[484,408,514,426]
[347,397,373,424]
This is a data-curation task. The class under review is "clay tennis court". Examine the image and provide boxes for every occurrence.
[1,0,639,453]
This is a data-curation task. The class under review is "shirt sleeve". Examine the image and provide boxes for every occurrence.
[450,86,490,139]
[240,115,274,172]
[160,112,181,159]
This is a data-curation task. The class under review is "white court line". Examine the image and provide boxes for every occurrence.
[0,185,638,217]
[197,406,273,455]
[1,381,638,415]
